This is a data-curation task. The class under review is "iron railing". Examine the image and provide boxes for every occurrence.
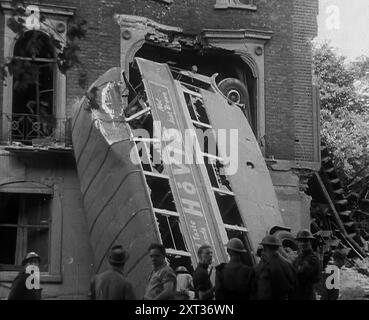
[1,113,72,145]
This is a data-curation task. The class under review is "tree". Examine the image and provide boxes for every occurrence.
[313,42,369,183]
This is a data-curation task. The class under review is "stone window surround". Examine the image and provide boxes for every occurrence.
[0,180,63,284]
[0,1,75,143]
[214,0,257,11]
[201,29,271,153]
[116,14,270,154]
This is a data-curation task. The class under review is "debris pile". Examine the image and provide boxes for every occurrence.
[339,259,369,300]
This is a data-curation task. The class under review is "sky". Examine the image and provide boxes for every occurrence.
[316,0,369,61]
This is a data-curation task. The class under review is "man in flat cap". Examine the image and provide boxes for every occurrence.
[90,245,136,300]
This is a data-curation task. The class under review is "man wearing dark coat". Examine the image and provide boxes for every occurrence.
[254,235,296,300]
[293,229,321,300]
[215,238,254,300]
[8,252,42,300]
[193,244,215,300]
[90,245,136,300]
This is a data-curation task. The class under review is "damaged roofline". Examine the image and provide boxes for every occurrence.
[202,29,273,41]
[115,14,183,33]
[115,14,273,51]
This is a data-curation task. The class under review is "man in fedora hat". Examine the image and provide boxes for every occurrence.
[253,235,296,300]
[215,238,254,300]
[8,252,42,300]
[293,229,321,300]
[90,245,136,300]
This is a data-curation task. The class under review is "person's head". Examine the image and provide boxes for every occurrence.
[332,250,346,268]
[197,244,213,266]
[260,235,281,259]
[109,245,129,270]
[296,229,314,252]
[175,266,189,274]
[226,238,246,260]
[256,245,264,258]
[148,243,166,270]
[22,252,41,268]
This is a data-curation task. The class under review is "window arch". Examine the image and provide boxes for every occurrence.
[135,44,258,134]
[11,31,56,142]
[1,5,70,146]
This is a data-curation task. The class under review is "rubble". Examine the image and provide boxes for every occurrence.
[339,259,369,299]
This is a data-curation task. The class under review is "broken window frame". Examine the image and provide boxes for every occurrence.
[148,177,192,264]
[178,80,254,262]
[134,139,165,175]
[155,210,188,253]
[183,91,211,126]
[203,154,233,193]
[126,68,195,271]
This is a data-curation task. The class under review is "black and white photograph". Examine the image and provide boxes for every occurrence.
[0,0,368,310]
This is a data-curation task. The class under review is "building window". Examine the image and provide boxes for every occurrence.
[1,3,71,145]
[214,0,257,10]
[10,31,56,143]
[0,193,51,272]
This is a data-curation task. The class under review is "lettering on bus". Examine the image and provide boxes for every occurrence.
[148,81,214,250]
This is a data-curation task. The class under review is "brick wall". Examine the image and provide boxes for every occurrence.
[0,0,319,161]
[292,0,319,162]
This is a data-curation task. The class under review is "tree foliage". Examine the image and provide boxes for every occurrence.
[313,42,369,183]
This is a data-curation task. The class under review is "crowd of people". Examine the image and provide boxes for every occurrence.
[7,228,347,300]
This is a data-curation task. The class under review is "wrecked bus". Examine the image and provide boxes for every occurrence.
[72,57,289,297]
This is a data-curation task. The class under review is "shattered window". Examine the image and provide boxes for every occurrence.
[0,193,50,271]
[214,193,243,226]
[145,175,177,212]
[155,213,187,252]
[135,140,164,174]
[203,155,232,192]
[180,78,254,263]
[11,31,56,144]
[193,124,218,155]
[128,65,193,265]
[184,92,210,125]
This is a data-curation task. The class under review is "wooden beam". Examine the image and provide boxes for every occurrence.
[315,172,366,259]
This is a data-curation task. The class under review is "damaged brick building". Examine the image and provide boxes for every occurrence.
[0,0,319,299]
